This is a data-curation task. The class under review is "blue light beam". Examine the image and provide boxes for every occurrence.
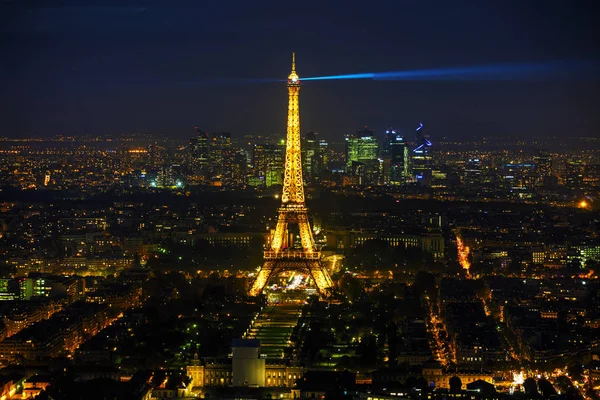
[301,61,599,82]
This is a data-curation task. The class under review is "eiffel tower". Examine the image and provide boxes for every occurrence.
[248,54,334,297]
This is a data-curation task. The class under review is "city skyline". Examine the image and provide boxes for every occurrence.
[2,1,599,139]
[1,3,600,399]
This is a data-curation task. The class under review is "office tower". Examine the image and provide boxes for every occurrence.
[566,160,585,190]
[0,279,17,301]
[231,150,248,187]
[249,54,333,297]
[302,131,327,183]
[253,142,285,188]
[382,129,409,185]
[346,127,378,168]
[189,127,209,166]
[252,144,269,180]
[412,122,433,185]
[463,158,483,186]
[157,165,169,187]
[318,139,329,170]
[502,163,534,190]
[345,127,380,185]
[19,276,51,300]
[302,131,321,184]
[209,132,233,185]
[533,151,552,187]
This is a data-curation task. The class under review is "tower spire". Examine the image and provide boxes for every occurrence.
[288,52,299,83]
[291,52,296,72]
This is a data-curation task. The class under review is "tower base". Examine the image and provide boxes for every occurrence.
[249,260,334,297]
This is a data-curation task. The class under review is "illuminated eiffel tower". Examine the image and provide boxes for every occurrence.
[249,54,334,297]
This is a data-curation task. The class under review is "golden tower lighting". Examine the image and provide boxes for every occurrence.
[249,53,334,297]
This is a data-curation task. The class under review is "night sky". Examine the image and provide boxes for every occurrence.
[2,0,599,140]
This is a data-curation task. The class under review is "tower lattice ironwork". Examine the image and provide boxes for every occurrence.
[249,54,334,297]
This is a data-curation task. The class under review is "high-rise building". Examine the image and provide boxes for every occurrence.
[189,127,209,166]
[411,123,433,185]
[19,276,51,300]
[231,150,248,187]
[302,131,319,183]
[0,279,17,301]
[157,164,184,187]
[253,142,285,188]
[209,132,233,185]
[502,163,534,191]
[302,131,327,184]
[463,158,483,186]
[566,160,585,190]
[533,151,552,187]
[345,128,380,185]
[346,128,378,168]
[318,139,329,170]
[382,130,409,185]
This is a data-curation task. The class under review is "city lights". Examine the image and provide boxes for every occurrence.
[456,233,471,276]
[0,18,598,397]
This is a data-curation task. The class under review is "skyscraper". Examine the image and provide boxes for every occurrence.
[209,132,233,185]
[463,158,483,186]
[533,151,552,187]
[346,128,378,168]
[345,127,380,185]
[253,142,285,188]
[189,127,209,167]
[411,123,433,185]
[302,131,325,184]
[232,150,248,187]
[318,139,329,171]
[566,160,585,190]
[382,130,409,185]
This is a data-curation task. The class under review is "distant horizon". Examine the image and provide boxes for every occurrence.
[1,131,599,142]
[2,132,600,154]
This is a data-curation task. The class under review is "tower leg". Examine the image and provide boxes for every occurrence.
[308,262,334,293]
[297,218,316,254]
[249,261,275,296]
[271,212,288,252]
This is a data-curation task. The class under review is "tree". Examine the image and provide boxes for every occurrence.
[414,377,428,391]
[470,261,494,277]
[449,376,462,392]
[523,377,539,396]
[568,362,584,382]
[537,379,557,399]
[404,377,419,390]
[387,321,398,367]
[508,256,524,275]
[413,271,436,298]
[338,275,363,302]
[352,239,394,271]
[584,259,600,277]
[563,258,583,276]
[356,334,379,368]
[133,252,141,267]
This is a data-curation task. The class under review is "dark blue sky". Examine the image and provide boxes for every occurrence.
[1,0,599,139]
